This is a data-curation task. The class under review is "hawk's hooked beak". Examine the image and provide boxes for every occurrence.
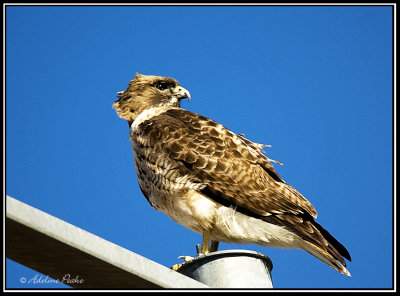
[172,86,191,101]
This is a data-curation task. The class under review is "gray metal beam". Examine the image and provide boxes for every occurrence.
[5,195,208,289]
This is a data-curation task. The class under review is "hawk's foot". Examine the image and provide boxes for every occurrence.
[170,255,195,271]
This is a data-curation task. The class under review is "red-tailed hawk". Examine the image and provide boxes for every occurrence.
[113,73,351,276]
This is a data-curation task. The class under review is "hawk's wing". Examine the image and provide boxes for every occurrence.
[133,108,351,265]
[134,108,317,218]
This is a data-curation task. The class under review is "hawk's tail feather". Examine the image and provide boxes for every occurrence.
[311,219,352,262]
[300,240,351,276]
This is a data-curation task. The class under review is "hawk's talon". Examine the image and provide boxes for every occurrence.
[171,263,183,271]
[178,255,195,262]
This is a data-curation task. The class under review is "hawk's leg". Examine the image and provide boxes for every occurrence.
[201,231,211,254]
[210,240,219,252]
[201,231,219,254]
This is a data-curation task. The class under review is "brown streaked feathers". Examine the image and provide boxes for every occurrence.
[137,108,318,218]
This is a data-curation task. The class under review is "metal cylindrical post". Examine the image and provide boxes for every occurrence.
[176,249,273,288]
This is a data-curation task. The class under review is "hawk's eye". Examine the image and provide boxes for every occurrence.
[155,82,169,90]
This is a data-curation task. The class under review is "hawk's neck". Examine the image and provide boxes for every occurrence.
[130,106,180,131]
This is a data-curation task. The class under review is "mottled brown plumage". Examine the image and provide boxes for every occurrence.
[113,73,351,276]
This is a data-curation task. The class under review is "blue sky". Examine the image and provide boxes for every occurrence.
[5,5,393,290]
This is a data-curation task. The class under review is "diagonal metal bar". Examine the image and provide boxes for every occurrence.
[5,195,208,289]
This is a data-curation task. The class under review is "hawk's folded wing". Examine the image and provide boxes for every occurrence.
[134,108,317,218]
[132,107,351,268]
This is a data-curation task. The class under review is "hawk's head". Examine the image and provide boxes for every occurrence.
[113,73,190,124]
